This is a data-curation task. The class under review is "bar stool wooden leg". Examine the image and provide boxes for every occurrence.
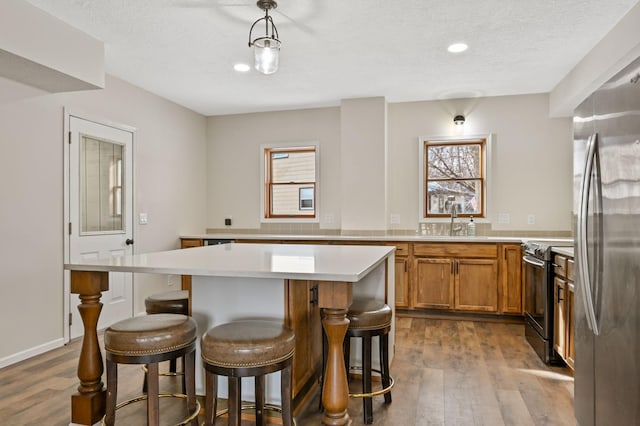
[281,363,293,426]
[105,359,117,426]
[184,351,198,426]
[362,335,373,424]
[204,371,217,426]
[147,363,160,426]
[380,334,392,404]
[255,375,265,425]
[228,377,241,426]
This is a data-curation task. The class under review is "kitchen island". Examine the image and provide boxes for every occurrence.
[65,242,395,426]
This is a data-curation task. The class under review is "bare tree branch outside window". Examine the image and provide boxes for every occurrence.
[424,140,485,217]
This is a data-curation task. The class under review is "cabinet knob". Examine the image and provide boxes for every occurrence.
[125,238,134,246]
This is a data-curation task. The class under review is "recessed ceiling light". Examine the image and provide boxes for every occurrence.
[447,43,468,53]
[233,63,251,72]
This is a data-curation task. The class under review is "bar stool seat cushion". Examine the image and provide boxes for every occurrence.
[105,314,197,357]
[348,299,392,330]
[145,290,189,315]
[201,320,295,368]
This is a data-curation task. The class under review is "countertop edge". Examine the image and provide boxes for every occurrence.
[551,246,575,257]
[181,233,573,244]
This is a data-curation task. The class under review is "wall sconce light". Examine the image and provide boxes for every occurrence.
[248,0,281,75]
[453,115,466,126]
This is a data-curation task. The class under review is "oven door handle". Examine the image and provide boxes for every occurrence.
[522,255,545,268]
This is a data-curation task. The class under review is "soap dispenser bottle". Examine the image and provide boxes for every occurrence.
[467,216,476,236]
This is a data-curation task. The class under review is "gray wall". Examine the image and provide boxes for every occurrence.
[0,75,207,363]
[206,93,573,233]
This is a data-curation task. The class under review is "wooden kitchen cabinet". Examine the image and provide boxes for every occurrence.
[285,280,322,407]
[179,238,203,298]
[412,243,499,313]
[554,276,567,359]
[553,253,575,370]
[500,243,523,314]
[413,257,455,309]
[392,243,410,308]
[181,237,525,317]
[455,258,499,312]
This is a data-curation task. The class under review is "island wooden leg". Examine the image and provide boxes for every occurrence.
[321,308,352,426]
[70,270,109,425]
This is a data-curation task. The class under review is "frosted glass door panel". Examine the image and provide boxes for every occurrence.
[80,135,124,233]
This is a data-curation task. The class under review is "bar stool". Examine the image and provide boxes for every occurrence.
[336,298,394,424]
[145,290,189,315]
[201,320,295,426]
[143,290,190,388]
[103,314,199,426]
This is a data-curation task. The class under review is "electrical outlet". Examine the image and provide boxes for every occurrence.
[225,217,232,226]
[498,213,510,224]
[167,275,179,286]
[527,214,536,225]
[390,213,400,225]
[324,213,334,224]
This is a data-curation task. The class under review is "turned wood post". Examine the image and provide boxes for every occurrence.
[318,281,353,426]
[70,270,109,425]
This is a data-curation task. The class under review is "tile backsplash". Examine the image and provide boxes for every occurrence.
[206,222,572,238]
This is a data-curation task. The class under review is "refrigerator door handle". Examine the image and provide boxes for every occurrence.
[577,133,600,335]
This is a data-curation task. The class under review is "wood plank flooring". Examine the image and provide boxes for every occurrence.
[0,317,575,425]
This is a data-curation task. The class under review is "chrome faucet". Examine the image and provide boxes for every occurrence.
[450,206,463,236]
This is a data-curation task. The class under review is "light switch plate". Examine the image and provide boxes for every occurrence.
[139,213,148,225]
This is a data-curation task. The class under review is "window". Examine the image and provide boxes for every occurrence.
[263,145,317,219]
[419,136,488,219]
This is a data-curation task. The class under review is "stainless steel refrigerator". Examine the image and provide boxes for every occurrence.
[573,56,640,426]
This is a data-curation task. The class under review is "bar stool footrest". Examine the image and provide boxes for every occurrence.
[141,364,184,378]
[213,403,297,425]
[347,366,395,398]
[100,393,200,426]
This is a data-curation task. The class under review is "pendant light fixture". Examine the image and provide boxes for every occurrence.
[248,0,281,75]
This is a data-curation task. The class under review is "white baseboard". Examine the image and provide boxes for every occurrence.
[0,338,65,369]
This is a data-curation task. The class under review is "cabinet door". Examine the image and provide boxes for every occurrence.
[394,257,410,309]
[285,280,321,399]
[500,244,523,314]
[413,257,454,309]
[455,258,499,312]
[566,284,575,369]
[180,239,203,299]
[554,277,567,359]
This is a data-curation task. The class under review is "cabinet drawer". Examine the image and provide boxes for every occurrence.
[554,254,567,278]
[413,243,497,258]
[388,243,409,256]
[181,238,203,248]
[567,258,575,282]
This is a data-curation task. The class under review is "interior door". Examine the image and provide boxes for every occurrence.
[65,113,134,339]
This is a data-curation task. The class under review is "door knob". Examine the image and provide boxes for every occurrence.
[125,238,134,246]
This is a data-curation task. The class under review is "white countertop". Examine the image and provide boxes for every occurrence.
[182,233,573,244]
[552,246,575,257]
[64,243,395,282]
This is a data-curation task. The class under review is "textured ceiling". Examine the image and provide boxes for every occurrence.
[25,0,639,116]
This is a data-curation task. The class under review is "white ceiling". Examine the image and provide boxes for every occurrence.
[25,0,639,116]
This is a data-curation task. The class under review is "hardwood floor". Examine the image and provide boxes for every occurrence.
[0,317,576,425]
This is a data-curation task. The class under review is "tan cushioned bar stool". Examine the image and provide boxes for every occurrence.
[201,320,295,426]
[345,298,393,424]
[104,314,199,426]
[143,290,190,385]
[145,290,189,315]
